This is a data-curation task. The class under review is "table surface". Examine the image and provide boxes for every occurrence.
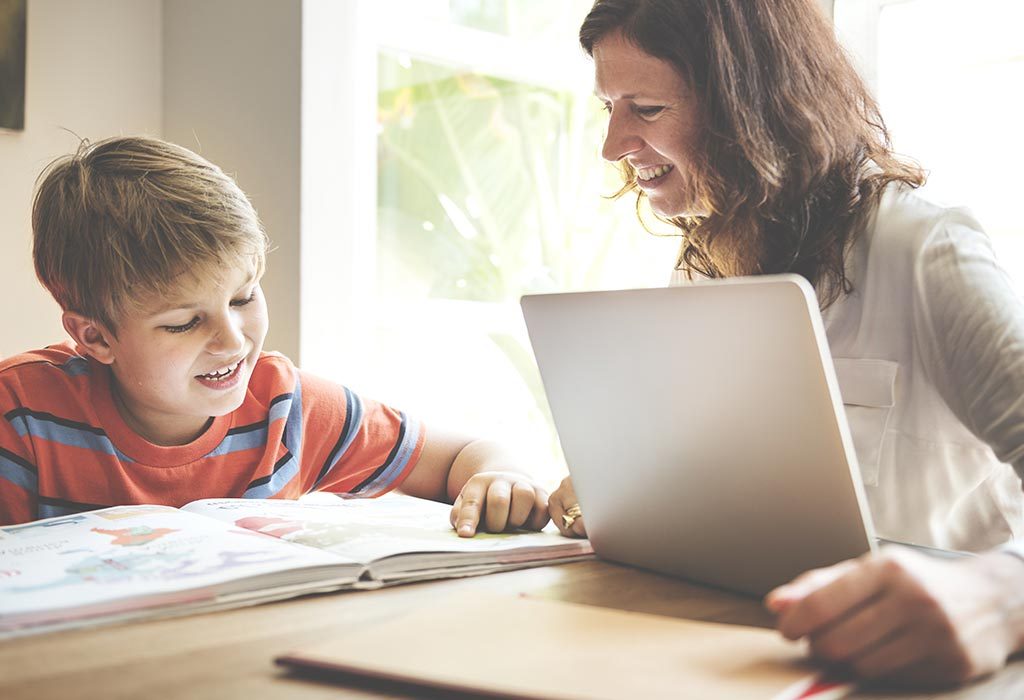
[1,559,1021,700]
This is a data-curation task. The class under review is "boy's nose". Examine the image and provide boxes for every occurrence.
[207,314,246,355]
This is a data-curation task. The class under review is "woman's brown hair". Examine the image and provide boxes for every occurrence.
[580,0,925,307]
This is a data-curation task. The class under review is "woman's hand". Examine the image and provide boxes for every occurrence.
[549,476,587,538]
[449,471,549,537]
[766,546,1024,687]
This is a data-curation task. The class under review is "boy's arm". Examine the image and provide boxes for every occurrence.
[0,451,36,525]
[0,419,37,525]
[398,428,550,537]
[0,375,36,524]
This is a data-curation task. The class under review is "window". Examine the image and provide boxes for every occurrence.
[303,0,679,483]
[303,1,1022,483]
[835,0,1024,286]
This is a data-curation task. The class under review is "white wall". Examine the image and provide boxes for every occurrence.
[163,0,302,361]
[0,0,303,361]
[0,0,163,358]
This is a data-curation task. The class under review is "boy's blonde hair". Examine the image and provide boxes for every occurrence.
[32,136,269,330]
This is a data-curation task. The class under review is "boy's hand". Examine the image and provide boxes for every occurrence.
[449,472,550,537]
[550,476,587,538]
[766,547,1024,686]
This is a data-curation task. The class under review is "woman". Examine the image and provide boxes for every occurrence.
[551,0,1024,686]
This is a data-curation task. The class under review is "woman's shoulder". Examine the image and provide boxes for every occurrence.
[871,185,986,256]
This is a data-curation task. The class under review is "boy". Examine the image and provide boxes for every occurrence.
[0,136,550,535]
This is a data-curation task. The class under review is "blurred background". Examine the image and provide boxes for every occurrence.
[0,0,1020,484]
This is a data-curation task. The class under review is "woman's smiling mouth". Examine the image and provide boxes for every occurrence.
[635,164,674,187]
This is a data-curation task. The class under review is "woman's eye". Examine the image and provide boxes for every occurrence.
[636,106,665,118]
[230,290,257,307]
[164,316,199,334]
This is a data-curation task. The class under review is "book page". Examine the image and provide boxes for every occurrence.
[0,505,350,630]
[184,493,592,564]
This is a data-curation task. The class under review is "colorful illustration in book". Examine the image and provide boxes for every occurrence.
[91,526,178,547]
[182,497,574,564]
[1,514,87,536]
[235,511,506,550]
[235,516,304,539]
[238,516,357,548]
[2,545,296,594]
[95,506,171,521]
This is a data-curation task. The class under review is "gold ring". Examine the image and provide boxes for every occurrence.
[562,503,583,529]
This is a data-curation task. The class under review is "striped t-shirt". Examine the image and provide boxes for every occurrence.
[0,342,424,525]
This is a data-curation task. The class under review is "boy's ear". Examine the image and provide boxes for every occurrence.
[62,311,116,365]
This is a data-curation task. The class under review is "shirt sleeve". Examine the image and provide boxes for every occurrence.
[296,370,425,498]
[912,215,1024,480]
[0,384,38,525]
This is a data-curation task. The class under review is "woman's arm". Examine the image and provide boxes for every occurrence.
[767,546,1024,684]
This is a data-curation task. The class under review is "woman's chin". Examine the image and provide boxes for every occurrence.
[650,200,705,220]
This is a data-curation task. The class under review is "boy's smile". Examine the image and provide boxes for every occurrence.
[93,261,269,446]
[194,358,247,388]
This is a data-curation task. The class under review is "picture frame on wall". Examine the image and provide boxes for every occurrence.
[0,0,27,132]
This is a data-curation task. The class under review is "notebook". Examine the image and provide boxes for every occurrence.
[276,593,854,700]
[520,274,877,596]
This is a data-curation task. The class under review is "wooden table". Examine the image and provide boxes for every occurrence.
[0,559,1020,699]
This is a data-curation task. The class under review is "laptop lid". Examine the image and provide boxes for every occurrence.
[521,274,877,597]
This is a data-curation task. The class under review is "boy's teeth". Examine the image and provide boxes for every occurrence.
[199,360,240,380]
[637,164,674,181]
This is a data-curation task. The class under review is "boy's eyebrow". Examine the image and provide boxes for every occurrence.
[149,275,260,315]
[149,300,202,315]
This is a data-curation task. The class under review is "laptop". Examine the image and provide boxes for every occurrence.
[521,274,878,597]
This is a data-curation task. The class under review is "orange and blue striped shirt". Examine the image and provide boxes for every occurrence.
[0,342,424,525]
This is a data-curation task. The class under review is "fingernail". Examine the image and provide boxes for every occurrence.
[764,586,796,612]
[458,524,474,537]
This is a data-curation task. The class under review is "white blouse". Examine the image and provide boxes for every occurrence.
[673,187,1024,551]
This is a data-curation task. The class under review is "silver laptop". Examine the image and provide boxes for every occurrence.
[521,274,878,597]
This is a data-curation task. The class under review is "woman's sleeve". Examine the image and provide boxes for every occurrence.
[912,215,1024,479]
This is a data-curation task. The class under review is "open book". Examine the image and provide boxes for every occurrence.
[0,493,593,639]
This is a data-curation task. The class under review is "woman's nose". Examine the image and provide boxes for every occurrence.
[601,111,643,162]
